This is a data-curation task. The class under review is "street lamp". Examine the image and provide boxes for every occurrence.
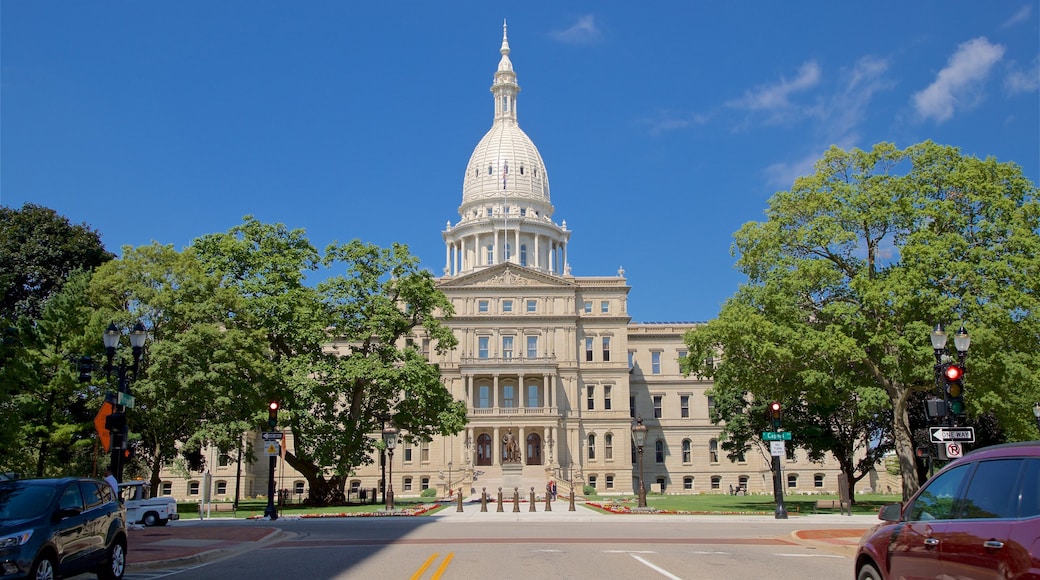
[1033,402,1040,434]
[382,423,399,510]
[103,321,147,483]
[930,323,970,426]
[631,417,648,508]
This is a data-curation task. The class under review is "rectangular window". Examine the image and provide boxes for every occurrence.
[584,301,592,313]
[681,395,690,418]
[404,478,412,491]
[602,337,611,361]
[503,385,515,408]
[585,337,594,362]
[502,336,513,359]
[421,477,429,490]
[527,384,539,407]
[707,395,715,410]
[605,475,614,489]
[478,336,489,359]
[404,443,413,462]
[479,385,490,408]
[653,395,663,419]
[161,482,172,496]
[526,299,536,313]
[629,395,636,418]
[628,351,635,369]
[502,300,513,313]
[603,385,612,410]
[420,442,429,463]
[605,435,613,460]
[587,385,595,410]
[478,300,489,313]
[588,475,597,488]
[651,351,662,374]
[527,336,538,358]
[601,301,609,313]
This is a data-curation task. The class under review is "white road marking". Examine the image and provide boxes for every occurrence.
[631,554,683,580]
[774,553,845,558]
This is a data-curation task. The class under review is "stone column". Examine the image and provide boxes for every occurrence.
[493,426,500,466]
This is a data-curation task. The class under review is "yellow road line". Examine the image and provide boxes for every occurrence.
[411,553,439,580]
[431,552,455,580]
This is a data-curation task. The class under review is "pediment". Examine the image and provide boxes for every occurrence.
[438,264,575,289]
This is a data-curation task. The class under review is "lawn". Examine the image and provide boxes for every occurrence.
[584,493,900,515]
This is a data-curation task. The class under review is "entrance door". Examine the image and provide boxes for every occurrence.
[476,433,492,466]
[526,433,542,465]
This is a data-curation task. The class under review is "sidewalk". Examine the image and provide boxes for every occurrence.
[127,522,280,570]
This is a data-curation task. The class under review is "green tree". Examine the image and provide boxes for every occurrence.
[683,142,1039,500]
[87,243,277,491]
[0,203,113,322]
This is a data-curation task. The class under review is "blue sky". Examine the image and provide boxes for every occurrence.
[2,2,1037,323]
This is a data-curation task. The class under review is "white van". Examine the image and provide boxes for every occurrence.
[119,480,180,526]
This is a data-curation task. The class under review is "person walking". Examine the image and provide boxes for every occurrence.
[103,467,119,497]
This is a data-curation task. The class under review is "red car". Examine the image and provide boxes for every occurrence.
[855,441,1040,579]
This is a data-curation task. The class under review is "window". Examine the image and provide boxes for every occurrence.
[707,395,715,410]
[602,337,611,361]
[486,244,493,264]
[584,301,592,313]
[603,385,612,410]
[605,475,614,489]
[651,351,661,374]
[629,395,636,418]
[504,243,511,261]
[294,481,305,495]
[709,439,719,462]
[587,385,595,410]
[710,476,721,490]
[587,434,596,460]
[787,474,798,489]
[908,464,970,521]
[527,384,539,407]
[404,477,413,491]
[215,480,227,495]
[813,474,825,489]
[502,336,513,359]
[786,445,795,461]
[404,442,413,462]
[520,245,527,266]
[585,337,594,361]
[957,459,1027,519]
[605,433,613,460]
[502,300,513,313]
[678,350,687,361]
[527,336,538,358]
[739,476,749,492]
[478,336,490,359]
[588,475,597,489]
[655,440,664,463]
[478,385,490,408]
[189,481,200,495]
[218,454,230,467]
[421,477,430,490]
[683,477,694,490]
[628,351,635,370]
[478,300,489,313]
[601,301,609,313]
[420,441,430,463]
[503,385,515,408]
[526,300,536,313]
[656,477,666,491]
[682,439,692,463]
[653,395,663,419]
[161,482,172,496]
[681,395,690,418]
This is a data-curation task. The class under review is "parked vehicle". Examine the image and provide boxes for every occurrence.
[118,481,179,527]
[0,477,127,579]
[856,441,1040,579]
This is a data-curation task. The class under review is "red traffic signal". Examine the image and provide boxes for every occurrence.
[269,401,280,412]
[267,401,280,428]
[944,364,964,381]
[769,401,782,430]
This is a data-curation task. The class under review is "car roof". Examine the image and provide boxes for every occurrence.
[959,441,1040,461]
[0,477,101,486]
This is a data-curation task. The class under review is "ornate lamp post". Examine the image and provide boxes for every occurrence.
[930,323,970,426]
[382,423,399,510]
[103,321,147,483]
[631,417,648,508]
[1033,402,1040,434]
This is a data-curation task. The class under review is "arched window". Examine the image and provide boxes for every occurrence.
[683,476,694,490]
[215,480,227,495]
[682,439,692,463]
[787,474,798,489]
[587,434,596,460]
[488,165,493,175]
[476,433,492,466]
[526,433,542,465]
[710,476,721,490]
[604,433,614,460]
[709,439,719,462]
[655,439,665,463]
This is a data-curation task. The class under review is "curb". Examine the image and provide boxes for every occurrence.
[127,528,287,572]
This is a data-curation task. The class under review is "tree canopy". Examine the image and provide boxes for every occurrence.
[682,141,1040,500]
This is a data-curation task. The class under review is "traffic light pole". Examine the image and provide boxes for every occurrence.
[264,454,278,520]
[771,454,788,519]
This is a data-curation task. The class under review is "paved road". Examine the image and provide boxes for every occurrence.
[113,503,873,579]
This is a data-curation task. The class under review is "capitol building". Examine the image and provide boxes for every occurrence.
[159,25,853,503]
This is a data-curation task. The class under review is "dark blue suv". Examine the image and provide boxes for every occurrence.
[0,477,127,579]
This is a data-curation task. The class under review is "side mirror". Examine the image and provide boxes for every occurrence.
[54,507,82,521]
[878,503,902,522]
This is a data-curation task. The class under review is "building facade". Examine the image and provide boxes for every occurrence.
[157,24,849,503]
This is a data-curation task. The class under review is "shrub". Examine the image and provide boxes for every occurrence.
[420,487,437,498]
[582,485,596,496]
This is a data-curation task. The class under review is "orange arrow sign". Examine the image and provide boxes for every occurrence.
[94,401,114,452]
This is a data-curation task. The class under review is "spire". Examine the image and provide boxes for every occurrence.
[492,19,519,125]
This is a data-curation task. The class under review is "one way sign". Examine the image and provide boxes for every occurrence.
[929,426,975,443]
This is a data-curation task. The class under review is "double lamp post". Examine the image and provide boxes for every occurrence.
[103,322,147,483]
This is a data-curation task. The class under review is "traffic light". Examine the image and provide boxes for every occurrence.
[943,363,966,417]
[268,401,279,429]
[105,412,127,433]
[77,356,93,383]
[769,401,782,430]
[123,446,135,461]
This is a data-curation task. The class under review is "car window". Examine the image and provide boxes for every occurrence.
[909,463,971,521]
[1014,459,1039,518]
[0,484,56,520]
[59,483,84,511]
[100,482,116,504]
[957,459,1023,519]
[80,481,105,510]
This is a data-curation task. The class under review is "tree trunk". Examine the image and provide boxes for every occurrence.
[148,441,163,499]
[891,384,920,501]
[284,451,347,505]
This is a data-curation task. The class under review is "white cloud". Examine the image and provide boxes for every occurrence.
[1003,5,1032,28]
[638,110,710,136]
[912,37,1006,123]
[727,61,821,121]
[1005,56,1040,95]
[548,15,602,45]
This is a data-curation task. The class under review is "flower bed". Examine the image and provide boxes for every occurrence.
[585,501,772,516]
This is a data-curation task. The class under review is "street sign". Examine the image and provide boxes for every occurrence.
[945,442,962,458]
[761,431,792,441]
[929,426,975,443]
[261,431,283,441]
[770,441,786,457]
[93,401,115,452]
[265,442,280,456]
[117,392,135,409]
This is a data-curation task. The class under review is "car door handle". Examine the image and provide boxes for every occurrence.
[983,540,1004,549]
[924,538,939,546]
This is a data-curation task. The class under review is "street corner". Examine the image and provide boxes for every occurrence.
[127,524,281,570]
